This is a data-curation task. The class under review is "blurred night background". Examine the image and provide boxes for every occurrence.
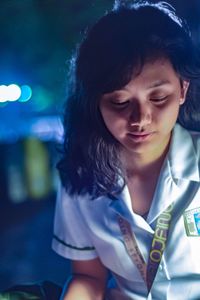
[0,0,200,292]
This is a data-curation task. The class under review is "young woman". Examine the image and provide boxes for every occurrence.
[52,1,200,299]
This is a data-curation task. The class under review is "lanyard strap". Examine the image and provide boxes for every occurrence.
[117,202,174,292]
[118,214,147,283]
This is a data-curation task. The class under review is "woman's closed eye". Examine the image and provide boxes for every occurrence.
[150,95,168,103]
[110,100,130,107]
[108,94,169,109]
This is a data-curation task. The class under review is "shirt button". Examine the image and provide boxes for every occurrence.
[159,264,163,270]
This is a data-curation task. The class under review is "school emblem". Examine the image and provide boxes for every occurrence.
[183,207,200,236]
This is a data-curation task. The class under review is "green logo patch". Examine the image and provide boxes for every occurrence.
[183,207,200,237]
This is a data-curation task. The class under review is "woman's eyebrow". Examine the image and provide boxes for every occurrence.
[104,91,125,98]
[147,80,171,89]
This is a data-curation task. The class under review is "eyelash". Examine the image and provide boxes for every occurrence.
[150,96,168,102]
[111,96,168,107]
[110,100,129,107]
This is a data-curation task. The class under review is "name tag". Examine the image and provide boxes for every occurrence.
[183,207,200,236]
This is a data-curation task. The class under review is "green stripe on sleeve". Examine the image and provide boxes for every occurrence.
[53,234,95,251]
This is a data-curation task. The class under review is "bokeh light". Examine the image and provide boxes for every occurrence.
[18,85,32,102]
[0,84,32,103]
[0,85,8,102]
[7,84,21,101]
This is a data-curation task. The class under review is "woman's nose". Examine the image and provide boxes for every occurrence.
[129,101,152,127]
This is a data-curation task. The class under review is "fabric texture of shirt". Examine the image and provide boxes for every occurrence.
[52,124,200,300]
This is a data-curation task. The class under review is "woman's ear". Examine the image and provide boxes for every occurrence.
[180,80,190,105]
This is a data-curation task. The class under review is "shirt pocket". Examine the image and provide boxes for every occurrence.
[165,216,200,277]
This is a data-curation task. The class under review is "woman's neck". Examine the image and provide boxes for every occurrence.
[121,141,170,179]
[127,153,166,180]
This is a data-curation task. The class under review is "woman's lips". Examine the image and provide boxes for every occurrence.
[127,132,155,141]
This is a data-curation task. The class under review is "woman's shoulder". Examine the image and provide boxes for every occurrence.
[57,183,110,210]
[57,184,92,205]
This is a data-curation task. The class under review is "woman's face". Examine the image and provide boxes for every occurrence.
[99,57,189,159]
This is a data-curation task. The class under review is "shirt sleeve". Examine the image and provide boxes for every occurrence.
[52,183,98,260]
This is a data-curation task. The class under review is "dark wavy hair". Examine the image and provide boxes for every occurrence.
[58,1,200,198]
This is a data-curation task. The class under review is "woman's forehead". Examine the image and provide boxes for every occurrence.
[130,57,177,82]
[101,58,179,97]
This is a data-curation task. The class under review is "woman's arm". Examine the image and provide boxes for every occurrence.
[61,257,108,300]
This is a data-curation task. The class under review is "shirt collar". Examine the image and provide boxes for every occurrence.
[168,123,200,182]
[108,185,153,232]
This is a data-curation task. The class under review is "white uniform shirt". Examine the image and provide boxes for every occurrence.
[52,124,200,300]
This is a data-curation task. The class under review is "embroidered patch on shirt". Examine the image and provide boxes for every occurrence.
[183,207,200,236]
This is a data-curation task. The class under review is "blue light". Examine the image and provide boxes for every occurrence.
[18,85,32,102]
